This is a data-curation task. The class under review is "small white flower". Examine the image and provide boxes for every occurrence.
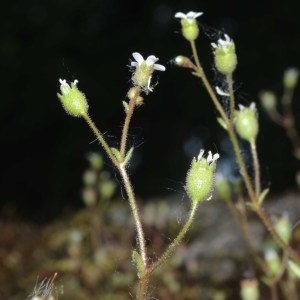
[211,34,234,52]
[238,102,256,111]
[59,78,78,94]
[197,150,219,165]
[130,52,165,71]
[215,86,230,97]
[174,11,203,22]
[130,52,165,92]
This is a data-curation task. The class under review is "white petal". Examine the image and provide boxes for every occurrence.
[224,34,230,42]
[186,11,203,19]
[207,151,213,163]
[216,86,230,96]
[193,12,203,18]
[250,102,256,110]
[174,12,187,19]
[59,79,67,86]
[212,153,220,162]
[211,43,217,49]
[146,55,159,65]
[73,79,78,85]
[197,149,205,161]
[132,52,144,64]
[154,63,166,71]
[131,62,138,67]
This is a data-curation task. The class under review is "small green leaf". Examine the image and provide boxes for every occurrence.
[111,147,122,162]
[288,260,300,279]
[246,202,258,212]
[132,250,145,278]
[217,117,228,130]
[258,188,269,205]
[124,147,134,166]
[191,71,202,78]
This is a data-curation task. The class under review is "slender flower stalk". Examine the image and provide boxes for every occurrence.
[250,141,261,197]
[226,74,235,123]
[148,202,199,274]
[120,87,141,158]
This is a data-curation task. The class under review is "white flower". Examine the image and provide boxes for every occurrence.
[197,149,220,165]
[130,52,165,72]
[238,102,256,111]
[215,86,230,97]
[174,11,203,22]
[211,34,234,52]
[59,79,78,94]
[130,52,165,92]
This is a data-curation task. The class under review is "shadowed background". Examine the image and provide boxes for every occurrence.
[1,0,300,222]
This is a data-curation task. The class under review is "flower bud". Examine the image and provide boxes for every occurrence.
[240,278,259,300]
[186,150,219,203]
[86,152,104,171]
[174,56,196,70]
[215,173,231,201]
[275,213,292,244]
[234,103,259,143]
[259,91,277,112]
[174,11,203,42]
[82,187,97,207]
[264,248,281,276]
[57,79,88,117]
[283,68,299,89]
[211,34,237,75]
[83,170,97,186]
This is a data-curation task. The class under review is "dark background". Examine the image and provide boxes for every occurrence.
[1,0,300,222]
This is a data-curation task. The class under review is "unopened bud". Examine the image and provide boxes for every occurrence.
[283,68,299,89]
[234,103,259,143]
[174,56,196,70]
[275,214,292,244]
[259,91,277,111]
[215,173,231,201]
[264,248,281,276]
[240,278,259,300]
[86,152,103,170]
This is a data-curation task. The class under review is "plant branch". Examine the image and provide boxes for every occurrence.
[120,87,140,159]
[188,42,300,264]
[148,201,198,275]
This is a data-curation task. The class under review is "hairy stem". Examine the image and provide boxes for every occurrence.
[250,141,261,197]
[120,87,140,159]
[226,73,235,121]
[83,114,118,165]
[148,202,198,275]
[83,113,148,297]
